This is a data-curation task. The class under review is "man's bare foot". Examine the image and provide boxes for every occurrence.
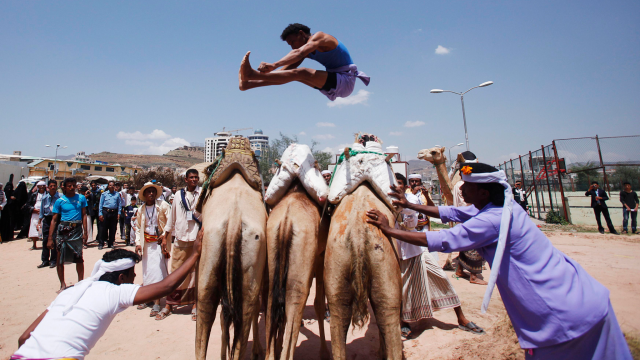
[469,274,488,285]
[240,51,259,81]
[57,283,68,294]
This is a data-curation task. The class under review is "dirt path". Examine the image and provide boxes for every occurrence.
[1,231,638,359]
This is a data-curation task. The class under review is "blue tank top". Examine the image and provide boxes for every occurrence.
[307,40,353,70]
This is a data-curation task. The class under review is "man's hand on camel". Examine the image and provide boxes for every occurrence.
[366,209,389,230]
[389,185,409,208]
[258,62,277,73]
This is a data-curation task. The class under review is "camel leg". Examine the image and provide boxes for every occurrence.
[220,316,229,360]
[251,307,264,360]
[368,257,402,360]
[325,251,354,360]
[195,233,223,360]
[313,253,330,360]
[281,278,313,360]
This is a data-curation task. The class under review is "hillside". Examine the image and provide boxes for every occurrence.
[407,159,439,182]
[89,146,204,169]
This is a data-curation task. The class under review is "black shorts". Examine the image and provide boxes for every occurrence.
[315,72,337,91]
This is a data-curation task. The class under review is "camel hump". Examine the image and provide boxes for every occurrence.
[265,143,328,206]
[196,137,263,212]
[328,142,397,209]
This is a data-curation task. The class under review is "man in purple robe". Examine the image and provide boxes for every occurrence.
[238,23,369,101]
[365,162,632,359]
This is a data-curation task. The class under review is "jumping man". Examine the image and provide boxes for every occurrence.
[239,23,370,101]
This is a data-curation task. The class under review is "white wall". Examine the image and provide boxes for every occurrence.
[0,162,30,185]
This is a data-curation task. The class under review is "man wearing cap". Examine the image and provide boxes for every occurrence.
[394,173,482,340]
[366,163,632,359]
[13,236,202,360]
[134,182,172,320]
[37,180,60,268]
[321,169,332,185]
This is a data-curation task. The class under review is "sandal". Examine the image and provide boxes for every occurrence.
[149,304,161,317]
[459,322,485,335]
[137,302,152,310]
[401,326,412,340]
[191,308,197,322]
[155,308,171,321]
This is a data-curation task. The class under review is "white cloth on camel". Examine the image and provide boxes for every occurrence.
[327,142,397,209]
[265,144,329,205]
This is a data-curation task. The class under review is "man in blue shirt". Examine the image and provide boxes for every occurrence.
[98,181,122,250]
[49,178,88,293]
[37,180,60,269]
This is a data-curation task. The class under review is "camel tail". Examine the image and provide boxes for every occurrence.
[220,214,244,360]
[268,212,294,345]
[350,231,371,329]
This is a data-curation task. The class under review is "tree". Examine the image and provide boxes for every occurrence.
[569,161,601,191]
[258,133,333,184]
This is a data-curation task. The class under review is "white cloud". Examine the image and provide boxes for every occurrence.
[313,134,335,140]
[116,129,171,141]
[116,130,189,155]
[435,45,450,55]
[404,120,425,128]
[321,143,352,154]
[389,131,403,136]
[327,90,370,108]
[299,131,306,136]
[316,122,336,127]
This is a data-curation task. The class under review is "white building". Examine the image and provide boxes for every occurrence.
[74,151,90,162]
[248,129,269,158]
[205,131,232,162]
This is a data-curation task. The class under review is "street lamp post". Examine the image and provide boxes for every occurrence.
[430,81,494,151]
[448,142,465,167]
[46,144,67,178]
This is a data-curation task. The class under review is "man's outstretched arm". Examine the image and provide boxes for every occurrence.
[133,228,203,305]
[258,33,329,72]
[366,209,428,247]
[389,185,441,219]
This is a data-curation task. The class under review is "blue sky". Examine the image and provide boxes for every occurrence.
[1,1,638,165]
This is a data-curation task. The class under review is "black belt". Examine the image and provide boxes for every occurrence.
[104,208,118,213]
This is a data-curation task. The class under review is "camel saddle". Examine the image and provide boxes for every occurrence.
[196,136,262,212]
[328,141,397,210]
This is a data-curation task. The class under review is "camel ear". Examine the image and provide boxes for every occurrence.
[314,160,320,171]
[441,146,446,153]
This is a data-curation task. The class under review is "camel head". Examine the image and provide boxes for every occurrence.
[418,146,447,164]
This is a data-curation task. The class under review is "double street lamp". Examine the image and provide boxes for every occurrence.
[448,142,465,167]
[45,144,67,177]
[430,81,494,151]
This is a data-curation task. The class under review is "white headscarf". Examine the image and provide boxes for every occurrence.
[407,174,422,180]
[461,169,513,313]
[36,181,46,186]
[62,258,136,315]
[321,170,331,176]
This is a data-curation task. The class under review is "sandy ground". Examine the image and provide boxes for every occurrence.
[1,228,639,360]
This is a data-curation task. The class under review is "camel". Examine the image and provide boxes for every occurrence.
[417,146,453,205]
[325,147,403,360]
[263,144,330,360]
[194,138,267,360]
